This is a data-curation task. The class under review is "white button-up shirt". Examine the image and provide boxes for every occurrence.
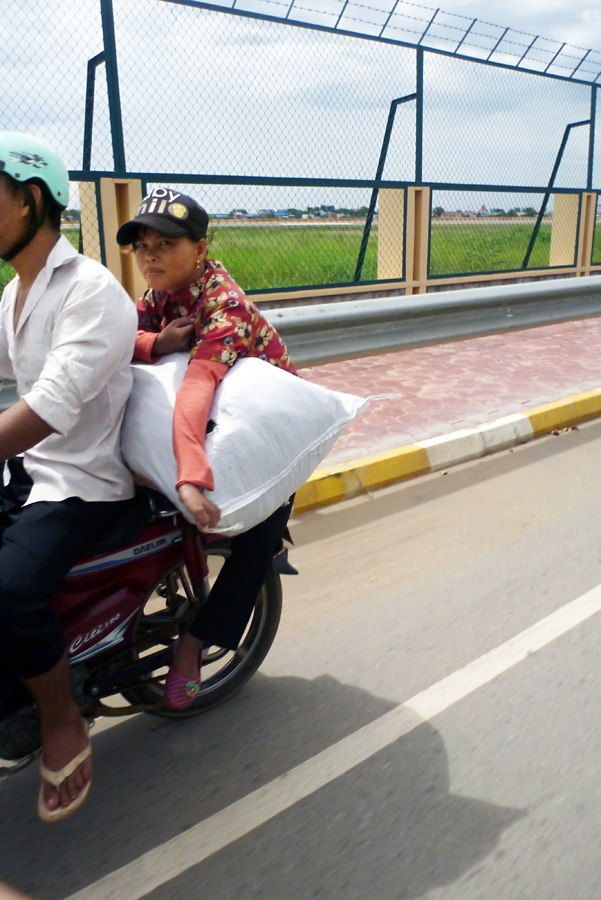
[0,236,137,504]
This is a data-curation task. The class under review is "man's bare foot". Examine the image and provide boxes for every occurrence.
[172,632,203,680]
[23,654,92,818]
[0,882,35,900]
[40,714,91,812]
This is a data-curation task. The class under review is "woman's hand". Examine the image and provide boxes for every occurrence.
[154,317,195,356]
[177,483,221,531]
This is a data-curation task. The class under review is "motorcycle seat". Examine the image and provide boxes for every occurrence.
[143,486,179,520]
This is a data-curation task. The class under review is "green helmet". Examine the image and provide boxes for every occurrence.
[0,133,70,262]
[0,132,69,207]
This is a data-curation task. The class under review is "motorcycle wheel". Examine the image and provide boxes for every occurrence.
[121,541,282,718]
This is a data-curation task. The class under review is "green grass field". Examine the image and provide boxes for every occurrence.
[429,220,552,276]
[0,260,13,295]
[592,222,601,266]
[0,221,590,297]
[209,223,378,290]
[210,220,553,289]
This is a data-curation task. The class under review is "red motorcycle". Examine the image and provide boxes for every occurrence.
[0,488,289,776]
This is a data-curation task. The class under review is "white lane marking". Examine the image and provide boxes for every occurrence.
[64,583,601,900]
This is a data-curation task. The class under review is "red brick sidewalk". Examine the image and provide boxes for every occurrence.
[301,317,601,466]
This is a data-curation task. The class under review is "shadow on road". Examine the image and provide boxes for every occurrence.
[0,673,524,899]
[151,721,525,900]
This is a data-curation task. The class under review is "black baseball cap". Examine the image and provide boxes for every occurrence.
[116,188,209,245]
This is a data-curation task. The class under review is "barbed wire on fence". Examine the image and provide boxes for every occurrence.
[190,0,601,81]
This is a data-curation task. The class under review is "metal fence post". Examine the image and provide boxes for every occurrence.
[83,52,106,171]
[354,93,417,282]
[405,186,430,294]
[588,86,597,191]
[576,193,598,274]
[99,0,126,173]
[415,48,424,185]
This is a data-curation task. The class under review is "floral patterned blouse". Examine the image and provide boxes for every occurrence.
[136,259,297,373]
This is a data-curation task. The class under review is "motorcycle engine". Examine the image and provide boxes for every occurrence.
[0,706,41,761]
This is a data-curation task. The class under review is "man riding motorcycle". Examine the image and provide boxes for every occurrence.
[0,132,137,821]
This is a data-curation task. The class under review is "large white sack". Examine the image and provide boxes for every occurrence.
[122,353,368,535]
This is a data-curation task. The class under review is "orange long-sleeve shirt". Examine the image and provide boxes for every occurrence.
[133,331,227,490]
[172,356,228,490]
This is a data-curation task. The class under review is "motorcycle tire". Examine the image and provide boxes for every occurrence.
[121,541,282,718]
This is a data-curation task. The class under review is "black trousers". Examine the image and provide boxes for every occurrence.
[0,481,135,681]
[190,497,293,650]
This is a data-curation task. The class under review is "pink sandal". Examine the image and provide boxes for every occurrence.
[164,650,202,710]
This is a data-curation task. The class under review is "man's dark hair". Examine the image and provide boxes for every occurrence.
[0,171,64,232]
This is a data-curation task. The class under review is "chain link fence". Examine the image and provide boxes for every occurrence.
[2,0,600,297]
[428,190,585,276]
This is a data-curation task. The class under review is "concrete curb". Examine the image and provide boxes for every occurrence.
[292,388,601,515]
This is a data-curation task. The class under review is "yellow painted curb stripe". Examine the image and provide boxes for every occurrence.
[293,387,601,517]
[293,444,430,514]
[526,390,601,437]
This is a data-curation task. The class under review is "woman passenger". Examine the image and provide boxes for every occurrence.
[116,189,296,709]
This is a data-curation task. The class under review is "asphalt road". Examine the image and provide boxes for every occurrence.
[4,420,601,898]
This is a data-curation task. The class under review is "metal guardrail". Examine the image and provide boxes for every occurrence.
[264,275,601,366]
[2,276,600,414]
